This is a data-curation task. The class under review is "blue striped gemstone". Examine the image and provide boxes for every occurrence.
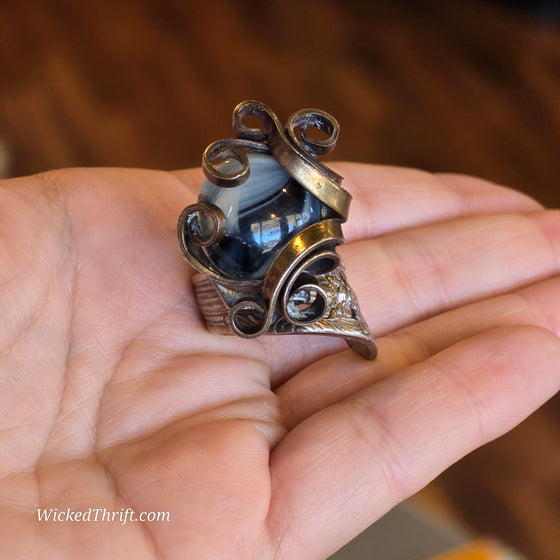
[199,153,328,279]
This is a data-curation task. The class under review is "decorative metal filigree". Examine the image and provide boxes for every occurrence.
[178,100,377,359]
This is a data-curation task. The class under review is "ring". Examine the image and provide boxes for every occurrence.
[178,100,377,360]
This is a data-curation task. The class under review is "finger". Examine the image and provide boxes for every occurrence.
[268,325,560,560]
[335,164,543,241]
[277,275,560,428]
[346,210,560,336]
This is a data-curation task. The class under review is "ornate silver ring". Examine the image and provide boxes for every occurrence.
[178,100,377,360]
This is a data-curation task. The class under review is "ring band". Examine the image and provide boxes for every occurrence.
[178,100,377,360]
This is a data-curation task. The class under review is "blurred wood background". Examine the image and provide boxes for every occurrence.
[0,1,559,558]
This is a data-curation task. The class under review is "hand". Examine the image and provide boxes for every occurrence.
[1,165,558,559]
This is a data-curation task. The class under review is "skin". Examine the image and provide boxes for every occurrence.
[0,164,559,559]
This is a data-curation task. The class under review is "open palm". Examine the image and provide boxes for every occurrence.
[1,164,559,559]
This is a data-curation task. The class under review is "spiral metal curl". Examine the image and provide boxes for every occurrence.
[228,219,344,338]
[202,100,352,221]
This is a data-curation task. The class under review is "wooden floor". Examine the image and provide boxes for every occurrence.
[0,1,559,558]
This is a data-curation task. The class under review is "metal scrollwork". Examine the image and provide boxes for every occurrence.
[178,100,377,359]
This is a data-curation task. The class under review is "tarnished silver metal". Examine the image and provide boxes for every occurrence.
[178,100,377,359]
